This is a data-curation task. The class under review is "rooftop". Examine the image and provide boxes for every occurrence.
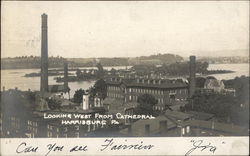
[165,110,195,121]
[183,120,248,135]
[120,115,177,136]
[103,97,138,115]
[186,111,214,121]
[105,77,188,89]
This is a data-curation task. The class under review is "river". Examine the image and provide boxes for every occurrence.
[0,66,130,97]
[1,64,249,96]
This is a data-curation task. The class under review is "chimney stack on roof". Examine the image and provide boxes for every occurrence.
[159,120,168,134]
[145,124,150,136]
[128,125,132,134]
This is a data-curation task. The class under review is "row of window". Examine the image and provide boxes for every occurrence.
[108,86,188,95]
[27,120,37,126]
[107,92,123,98]
[11,117,20,129]
[108,92,186,103]
[181,126,190,136]
[153,106,164,111]
[108,86,121,91]
[128,88,188,95]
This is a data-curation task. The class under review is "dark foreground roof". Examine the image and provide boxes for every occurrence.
[184,120,248,136]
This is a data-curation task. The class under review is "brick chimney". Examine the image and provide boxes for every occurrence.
[64,61,69,92]
[40,13,48,92]
[189,56,196,98]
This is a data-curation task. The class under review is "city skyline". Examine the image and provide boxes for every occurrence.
[1,1,249,58]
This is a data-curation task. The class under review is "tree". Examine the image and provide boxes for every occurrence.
[136,94,158,115]
[96,63,105,78]
[76,69,82,79]
[89,79,107,100]
[46,97,62,110]
[110,68,117,76]
[195,77,206,88]
[73,89,85,104]
[184,92,239,123]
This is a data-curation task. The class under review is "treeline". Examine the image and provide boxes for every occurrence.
[223,76,249,106]
[68,57,130,67]
[1,56,66,69]
[198,56,249,64]
[129,53,183,65]
[132,61,209,76]
[1,53,183,69]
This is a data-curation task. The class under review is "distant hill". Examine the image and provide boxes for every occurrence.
[197,56,249,64]
[1,56,66,69]
[129,53,183,65]
[195,49,249,57]
[1,53,183,69]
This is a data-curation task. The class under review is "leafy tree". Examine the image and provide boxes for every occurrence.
[89,79,107,100]
[184,92,245,124]
[136,94,158,115]
[46,97,62,110]
[196,61,209,74]
[96,63,105,78]
[76,69,82,79]
[195,77,207,88]
[73,89,85,104]
[110,68,117,76]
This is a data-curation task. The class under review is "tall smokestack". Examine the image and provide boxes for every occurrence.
[189,56,196,98]
[64,61,69,92]
[40,13,48,92]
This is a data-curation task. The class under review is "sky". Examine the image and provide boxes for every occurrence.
[1,1,249,58]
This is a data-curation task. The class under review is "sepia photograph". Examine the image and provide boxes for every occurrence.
[0,0,249,155]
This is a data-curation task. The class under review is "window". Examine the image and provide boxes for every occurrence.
[129,96,132,101]
[75,132,80,138]
[186,126,190,133]
[64,127,68,132]
[182,128,185,135]
[47,131,52,137]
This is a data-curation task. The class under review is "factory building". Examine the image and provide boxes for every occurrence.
[104,56,197,111]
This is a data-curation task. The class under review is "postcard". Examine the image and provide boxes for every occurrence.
[1,1,249,155]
